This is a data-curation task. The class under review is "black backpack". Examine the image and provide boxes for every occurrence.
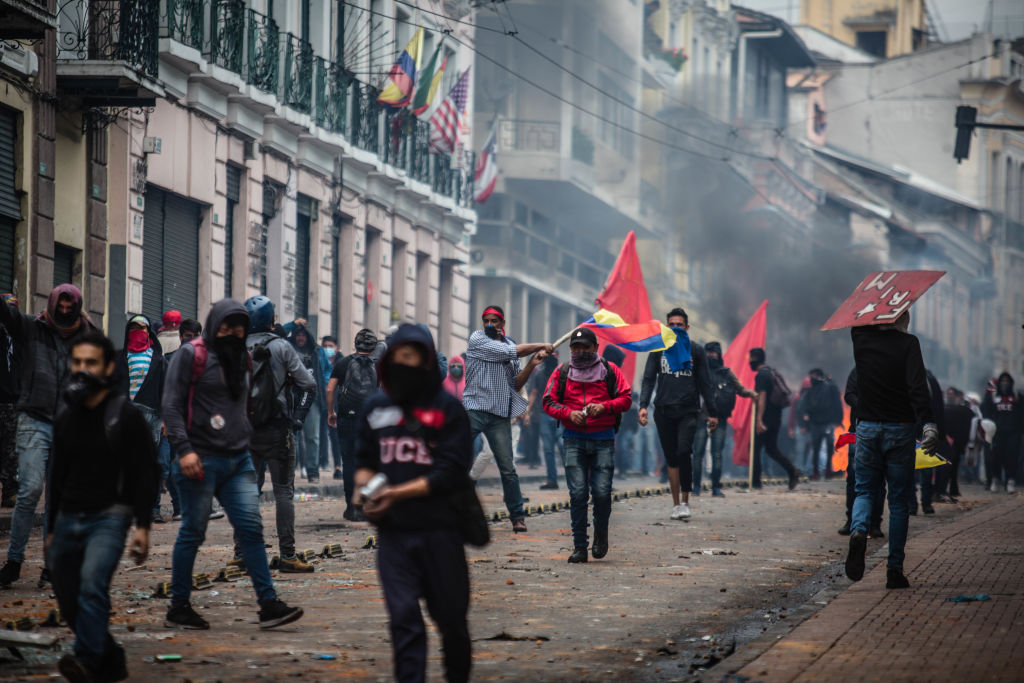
[339,353,378,414]
[555,359,622,432]
[248,338,283,428]
[712,366,738,419]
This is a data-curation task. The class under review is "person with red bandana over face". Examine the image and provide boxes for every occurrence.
[462,305,552,533]
[157,310,183,356]
[0,284,99,588]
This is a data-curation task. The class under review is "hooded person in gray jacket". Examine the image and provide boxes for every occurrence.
[162,298,303,631]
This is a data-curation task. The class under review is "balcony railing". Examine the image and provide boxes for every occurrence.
[57,0,159,79]
[209,0,244,73]
[353,84,381,154]
[246,7,278,93]
[282,32,314,113]
[498,119,560,153]
[314,57,349,135]
[165,0,204,51]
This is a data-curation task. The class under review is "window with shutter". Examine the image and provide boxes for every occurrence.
[295,195,312,320]
[0,107,20,222]
[142,186,201,320]
[53,243,78,287]
[225,165,241,299]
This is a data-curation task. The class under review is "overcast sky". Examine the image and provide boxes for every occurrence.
[741,0,1021,43]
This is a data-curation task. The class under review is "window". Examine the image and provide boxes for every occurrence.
[364,228,382,331]
[295,195,313,319]
[53,243,79,287]
[528,236,548,263]
[474,223,502,246]
[0,107,19,293]
[415,252,430,324]
[855,31,887,58]
[598,71,635,160]
[225,165,242,299]
[391,238,407,321]
[514,201,528,226]
[438,262,454,350]
[143,186,201,320]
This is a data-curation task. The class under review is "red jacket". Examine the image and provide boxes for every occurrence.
[542,361,632,432]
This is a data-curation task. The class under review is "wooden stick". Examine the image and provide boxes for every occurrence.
[748,402,756,489]
[551,329,575,348]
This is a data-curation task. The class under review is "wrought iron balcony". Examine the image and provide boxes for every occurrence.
[498,119,560,153]
[56,0,162,105]
[165,0,204,52]
[314,57,349,135]
[352,84,381,155]
[210,0,244,73]
[0,0,58,40]
[246,7,278,94]
[282,32,313,113]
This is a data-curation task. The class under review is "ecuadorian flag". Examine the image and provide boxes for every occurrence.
[581,309,677,352]
[378,28,424,109]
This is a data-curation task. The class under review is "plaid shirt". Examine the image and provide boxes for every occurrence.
[462,330,528,419]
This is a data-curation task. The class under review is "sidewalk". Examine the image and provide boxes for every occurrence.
[726,495,1024,682]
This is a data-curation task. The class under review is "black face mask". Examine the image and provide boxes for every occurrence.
[811,377,823,385]
[749,360,760,371]
[449,365,464,380]
[708,356,723,370]
[998,381,1011,395]
[63,371,109,406]
[483,325,501,340]
[54,310,78,327]
[388,364,430,406]
[213,335,249,400]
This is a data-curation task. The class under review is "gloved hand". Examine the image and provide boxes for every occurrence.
[920,423,939,455]
[291,418,305,432]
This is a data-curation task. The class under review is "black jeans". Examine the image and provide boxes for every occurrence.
[337,415,358,505]
[243,423,296,557]
[991,433,1019,483]
[808,421,835,476]
[378,527,470,683]
[654,407,698,486]
[752,414,796,487]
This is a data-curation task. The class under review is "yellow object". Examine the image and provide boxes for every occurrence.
[915,447,948,470]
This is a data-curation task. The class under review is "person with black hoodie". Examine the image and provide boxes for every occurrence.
[162,299,303,631]
[47,331,158,682]
[287,321,330,481]
[354,323,474,683]
[982,372,1024,493]
[0,284,98,588]
[114,315,166,521]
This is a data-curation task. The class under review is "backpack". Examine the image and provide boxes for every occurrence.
[555,359,622,432]
[765,366,793,409]
[712,366,738,419]
[185,338,252,430]
[248,338,284,428]
[339,353,378,414]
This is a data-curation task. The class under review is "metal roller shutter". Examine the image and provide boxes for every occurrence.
[0,217,14,294]
[163,193,200,320]
[142,187,166,318]
[0,108,20,221]
[225,165,241,299]
[331,223,339,339]
[294,211,310,319]
[53,243,76,287]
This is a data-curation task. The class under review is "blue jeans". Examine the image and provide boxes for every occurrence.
[692,418,727,491]
[157,436,181,516]
[171,452,276,606]
[851,421,916,570]
[297,401,322,477]
[563,438,615,549]
[48,507,131,672]
[468,410,525,521]
[539,416,560,482]
[7,413,53,564]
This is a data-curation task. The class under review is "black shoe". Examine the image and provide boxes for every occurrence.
[344,507,367,522]
[845,531,867,582]
[258,599,303,629]
[591,534,608,559]
[567,548,588,563]
[868,526,886,539]
[342,506,355,521]
[333,469,343,480]
[58,654,95,683]
[152,514,167,524]
[165,603,210,630]
[837,522,851,536]
[886,568,910,589]
[909,506,918,516]
[0,559,21,587]
[539,481,559,490]
[38,567,50,589]
[922,503,935,515]
[99,641,128,682]
[934,493,951,503]
[788,472,800,490]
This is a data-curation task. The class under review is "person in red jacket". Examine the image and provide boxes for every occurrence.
[543,328,632,563]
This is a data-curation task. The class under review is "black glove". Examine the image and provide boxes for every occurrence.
[291,417,305,431]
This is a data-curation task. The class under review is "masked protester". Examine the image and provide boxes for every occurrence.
[320,336,344,478]
[0,293,20,508]
[797,368,844,479]
[462,305,553,533]
[443,355,466,400]
[162,299,303,630]
[46,331,158,682]
[353,323,473,683]
[694,341,755,496]
[285,320,329,481]
[982,372,1023,493]
[157,310,183,355]
[0,284,98,588]
[638,308,719,520]
[748,348,801,491]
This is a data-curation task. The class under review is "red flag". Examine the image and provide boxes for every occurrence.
[821,270,945,331]
[594,231,652,383]
[724,300,768,467]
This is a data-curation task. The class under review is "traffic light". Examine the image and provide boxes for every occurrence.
[953,105,976,163]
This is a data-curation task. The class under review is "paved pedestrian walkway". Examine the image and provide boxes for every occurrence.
[728,495,1024,682]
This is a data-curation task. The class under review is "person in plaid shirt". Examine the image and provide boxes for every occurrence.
[463,306,552,532]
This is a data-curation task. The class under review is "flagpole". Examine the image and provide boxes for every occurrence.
[748,402,756,489]
[551,329,575,349]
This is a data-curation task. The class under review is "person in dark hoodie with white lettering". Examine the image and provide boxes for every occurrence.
[354,323,473,683]
[162,299,303,631]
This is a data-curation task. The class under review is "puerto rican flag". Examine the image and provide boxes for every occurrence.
[473,128,498,204]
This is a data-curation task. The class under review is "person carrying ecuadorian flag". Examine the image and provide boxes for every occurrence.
[377,28,424,109]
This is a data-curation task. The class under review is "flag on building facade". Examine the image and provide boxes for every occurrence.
[429,68,470,154]
[473,127,499,203]
[724,300,769,467]
[377,28,424,109]
[412,45,448,118]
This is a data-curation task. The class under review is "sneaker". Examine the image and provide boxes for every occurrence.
[171,512,182,522]
[209,509,225,520]
[333,469,343,480]
[990,480,1000,493]
[837,522,851,536]
[165,603,210,630]
[788,472,800,490]
[567,548,588,563]
[258,599,303,629]
[278,555,314,573]
[38,567,50,589]
[671,503,691,520]
[591,533,608,560]
[922,503,935,515]
[1008,480,1016,494]
[539,481,559,490]
[58,653,95,683]
[153,513,167,524]
[845,531,867,582]
[512,519,527,533]
[0,559,21,587]
[712,488,725,497]
[868,526,886,539]
[886,568,910,589]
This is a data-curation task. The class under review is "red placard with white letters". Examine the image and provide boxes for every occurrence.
[821,270,945,331]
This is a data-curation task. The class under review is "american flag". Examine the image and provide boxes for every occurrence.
[429,68,471,154]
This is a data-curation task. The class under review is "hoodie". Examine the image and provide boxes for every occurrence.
[442,354,466,399]
[248,330,316,425]
[982,372,1023,438]
[355,324,473,531]
[114,315,165,413]
[0,285,97,422]
[161,299,253,458]
[287,323,329,406]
